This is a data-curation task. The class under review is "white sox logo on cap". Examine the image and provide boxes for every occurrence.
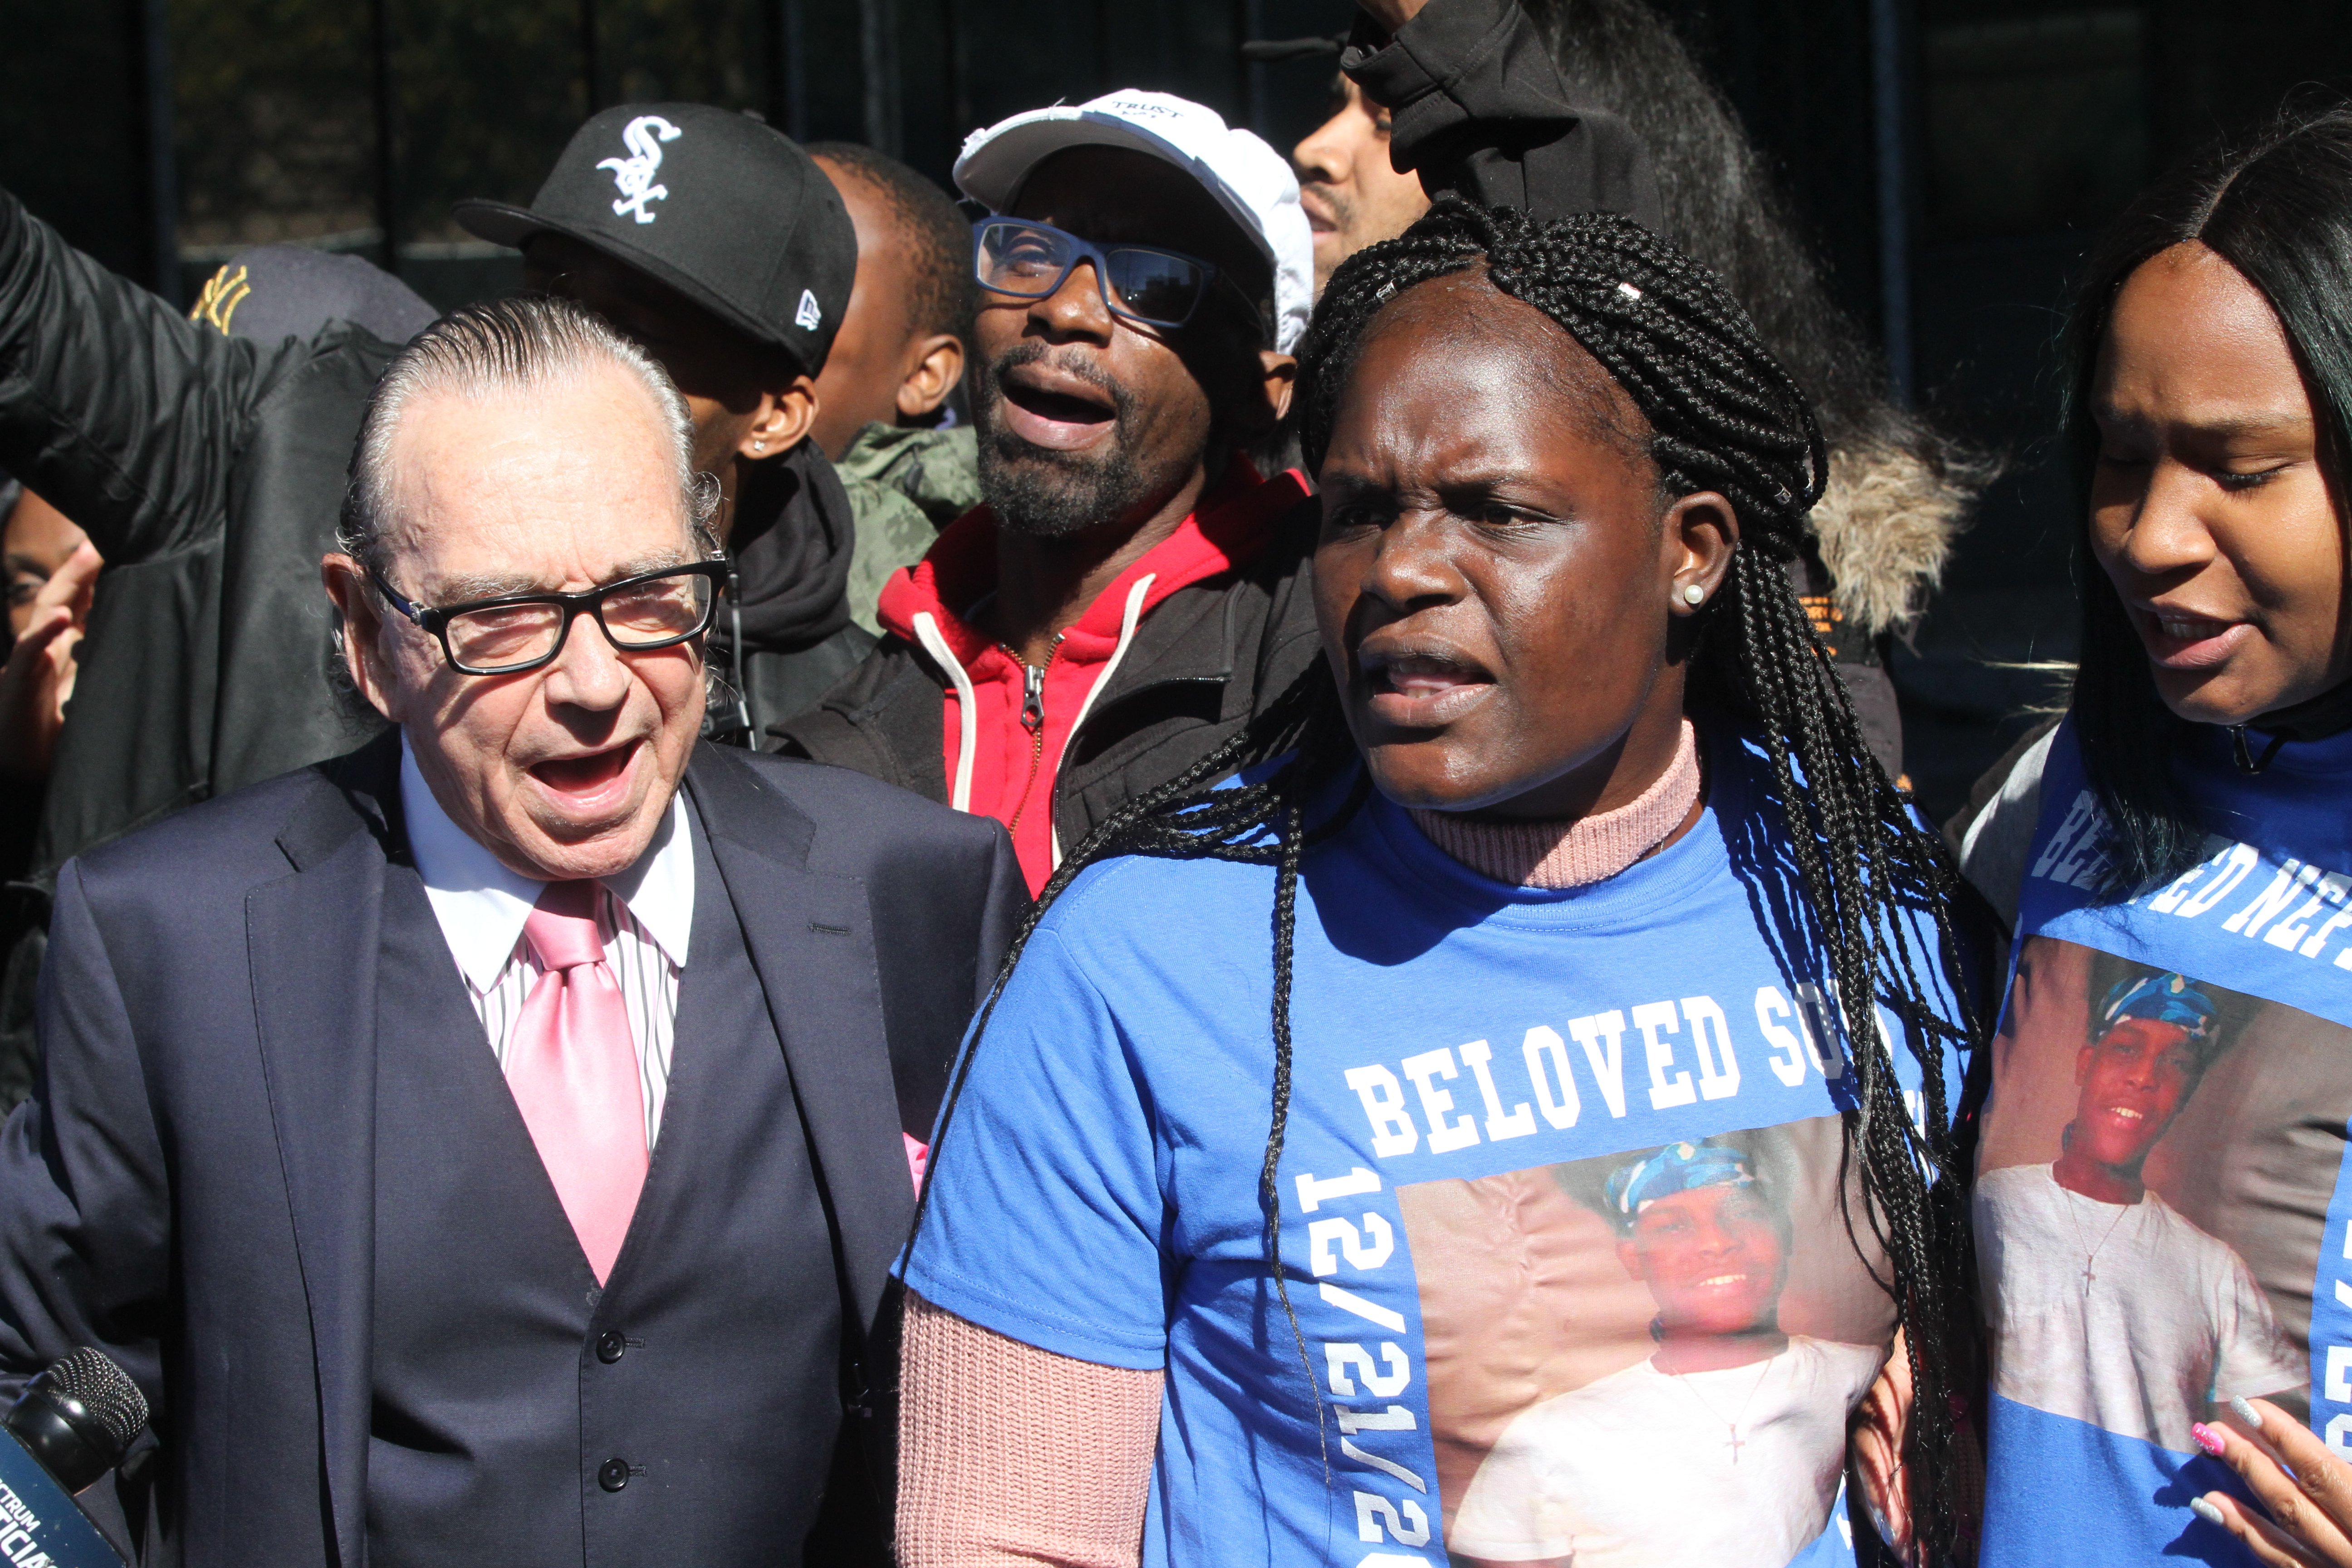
[598,115,683,225]
[454,101,855,368]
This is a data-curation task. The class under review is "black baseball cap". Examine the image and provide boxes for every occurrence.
[455,103,856,376]
[189,245,438,346]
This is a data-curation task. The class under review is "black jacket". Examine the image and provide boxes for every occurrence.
[0,186,393,882]
[0,734,1022,1563]
[707,439,878,745]
[776,497,1323,864]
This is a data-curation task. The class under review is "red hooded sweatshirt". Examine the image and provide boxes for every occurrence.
[875,457,1311,893]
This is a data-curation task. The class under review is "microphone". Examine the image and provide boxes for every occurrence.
[0,1348,150,1567]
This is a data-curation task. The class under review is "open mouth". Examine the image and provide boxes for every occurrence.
[528,740,641,813]
[1694,1272,1752,1290]
[999,367,1119,452]
[1358,646,1497,728]
[1298,185,1339,235]
[2136,605,2254,671]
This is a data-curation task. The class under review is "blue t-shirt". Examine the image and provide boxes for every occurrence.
[1975,715,2352,1568]
[905,723,1970,1568]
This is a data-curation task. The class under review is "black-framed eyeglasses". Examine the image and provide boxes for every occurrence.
[972,218,1263,339]
[369,559,728,676]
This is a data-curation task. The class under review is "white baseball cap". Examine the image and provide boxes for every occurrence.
[954,89,1314,355]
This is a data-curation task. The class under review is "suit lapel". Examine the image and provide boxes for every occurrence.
[246,735,402,1568]
[244,737,915,1562]
[683,746,913,1336]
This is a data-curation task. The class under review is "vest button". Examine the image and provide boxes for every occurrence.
[597,1331,627,1364]
[598,1458,629,1493]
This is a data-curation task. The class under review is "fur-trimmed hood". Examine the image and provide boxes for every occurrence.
[1810,439,1972,637]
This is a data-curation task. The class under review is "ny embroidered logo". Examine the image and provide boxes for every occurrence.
[597,115,684,225]
[189,263,253,335]
[794,289,823,331]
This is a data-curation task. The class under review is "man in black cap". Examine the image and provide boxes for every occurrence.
[456,104,872,745]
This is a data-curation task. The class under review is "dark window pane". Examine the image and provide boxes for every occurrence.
[168,0,375,298]
[593,0,767,112]
[1922,9,2150,241]
[389,0,583,309]
[0,1,151,279]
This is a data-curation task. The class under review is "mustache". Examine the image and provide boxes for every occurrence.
[983,341,1139,432]
[1300,179,1355,230]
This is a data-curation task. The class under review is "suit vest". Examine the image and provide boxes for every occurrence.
[366,818,843,1566]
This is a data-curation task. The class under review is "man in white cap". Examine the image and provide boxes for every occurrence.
[776,90,1319,895]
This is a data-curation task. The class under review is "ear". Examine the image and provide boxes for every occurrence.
[1223,350,1298,447]
[321,552,405,724]
[1261,350,1298,425]
[739,374,821,460]
[1616,1237,1646,1284]
[896,334,966,421]
[2074,1042,2096,1087]
[1661,490,1740,617]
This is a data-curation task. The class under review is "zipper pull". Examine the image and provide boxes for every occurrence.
[1020,662,1046,734]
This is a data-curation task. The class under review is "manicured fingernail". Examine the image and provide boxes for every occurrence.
[2193,1422,2227,1457]
[2231,1396,2265,1430]
[2191,1495,2227,1527]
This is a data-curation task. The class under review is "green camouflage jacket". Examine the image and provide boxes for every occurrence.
[835,421,980,633]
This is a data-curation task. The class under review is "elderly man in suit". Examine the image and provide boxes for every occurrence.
[0,294,1022,1566]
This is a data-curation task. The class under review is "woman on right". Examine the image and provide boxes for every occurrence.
[1963,106,2352,1567]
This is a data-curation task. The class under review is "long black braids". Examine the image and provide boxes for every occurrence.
[910,196,1990,1563]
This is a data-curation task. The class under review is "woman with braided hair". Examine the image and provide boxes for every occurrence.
[894,199,1988,1568]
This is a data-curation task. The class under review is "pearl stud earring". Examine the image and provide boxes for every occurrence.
[1681,583,1706,605]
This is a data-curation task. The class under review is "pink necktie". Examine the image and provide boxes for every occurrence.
[508,880,648,1283]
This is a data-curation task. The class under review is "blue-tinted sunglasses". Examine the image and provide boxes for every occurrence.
[972,218,1262,338]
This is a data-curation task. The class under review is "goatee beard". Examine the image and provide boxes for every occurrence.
[980,433,1148,539]
[977,348,1150,539]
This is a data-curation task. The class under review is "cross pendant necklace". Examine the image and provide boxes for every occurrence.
[1667,1357,1773,1465]
[2062,1186,2132,1298]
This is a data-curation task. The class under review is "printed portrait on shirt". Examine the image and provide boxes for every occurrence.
[1398,1117,1896,1568]
[1975,938,2335,1454]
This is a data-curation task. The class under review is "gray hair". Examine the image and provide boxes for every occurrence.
[336,293,718,572]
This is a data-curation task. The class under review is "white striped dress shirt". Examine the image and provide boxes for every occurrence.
[400,742,694,1151]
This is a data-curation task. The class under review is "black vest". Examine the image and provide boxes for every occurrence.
[367,821,843,1566]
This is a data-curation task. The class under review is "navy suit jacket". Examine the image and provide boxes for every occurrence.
[0,734,1023,1564]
